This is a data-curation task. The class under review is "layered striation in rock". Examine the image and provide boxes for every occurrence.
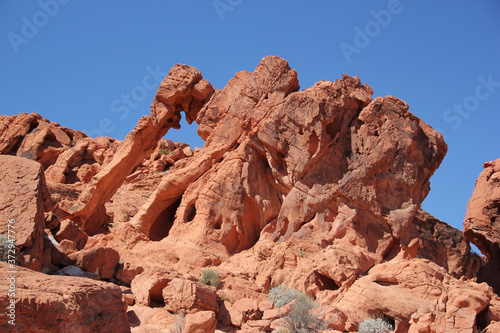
[0,56,498,332]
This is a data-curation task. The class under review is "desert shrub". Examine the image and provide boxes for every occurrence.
[200,269,221,288]
[0,235,9,262]
[159,148,171,155]
[297,248,306,258]
[281,294,326,333]
[169,314,185,333]
[358,317,394,333]
[268,284,302,307]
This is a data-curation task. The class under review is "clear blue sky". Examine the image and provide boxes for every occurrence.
[1,1,499,236]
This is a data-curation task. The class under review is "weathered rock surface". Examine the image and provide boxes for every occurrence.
[127,57,448,273]
[0,113,85,160]
[0,261,129,332]
[1,56,498,332]
[183,311,217,333]
[413,209,482,278]
[45,136,117,184]
[127,305,177,332]
[127,305,175,333]
[162,278,218,313]
[225,298,262,327]
[65,65,214,235]
[69,246,120,279]
[54,219,88,250]
[0,155,52,271]
[325,259,493,332]
[464,158,500,295]
[130,267,181,306]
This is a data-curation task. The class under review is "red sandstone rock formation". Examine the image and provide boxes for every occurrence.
[183,310,217,333]
[65,65,214,235]
[414,209,482,279]
[0,56,499,332]
[464,158,500,295]
[0,262,129,332]
[0,155,52,271]
[326,259,493,332]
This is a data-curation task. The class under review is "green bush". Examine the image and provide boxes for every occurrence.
[159,148,171,155]
[200,269,221,288]
[358,318,394,333]
[281,294,326,333]
[0,235,9,262]
[268,284,302,307]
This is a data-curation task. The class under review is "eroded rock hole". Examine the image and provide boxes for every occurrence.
[308,132,319,157]
[326,122,337,139]
[148,197,182,241]
[185,203,196,222]
[314,272,339,291]
[382,237,400,262]
[8,119,40,155]
[486,201,500,223]
[214,217,222,230]
[374,280,398,287]
[475,306,489,332]
[149,281,169,307]
[28,119,39,133]
[237,197,261,252]
[325,115,343,141]
[381,314,395,331]
[10,140,25,156]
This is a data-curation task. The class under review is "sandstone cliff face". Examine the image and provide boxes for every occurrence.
[0,56,498,332]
